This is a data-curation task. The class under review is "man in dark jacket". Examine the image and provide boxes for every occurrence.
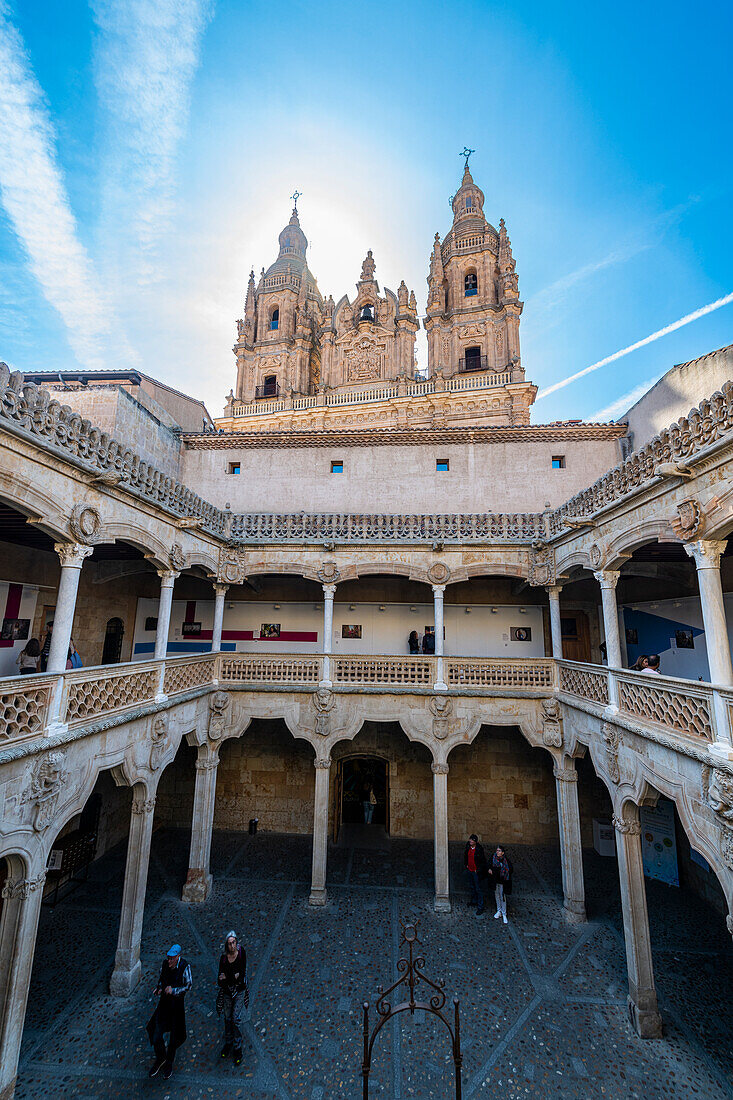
[147,945,192,1079]
[422,627,436,654]
[463,834,488,915]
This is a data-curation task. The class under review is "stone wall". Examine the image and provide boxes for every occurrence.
[447,725,558,846]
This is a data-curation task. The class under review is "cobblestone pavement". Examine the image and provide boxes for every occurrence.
[16,829,733,1099]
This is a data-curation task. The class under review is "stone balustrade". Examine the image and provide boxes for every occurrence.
[1,653,731,755]
[229,511,546,543]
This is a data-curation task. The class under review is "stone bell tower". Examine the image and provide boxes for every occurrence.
[233,199,323,403]
[424,158,534,421]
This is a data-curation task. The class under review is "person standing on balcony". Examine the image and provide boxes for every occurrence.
[217,931,248,1064]
[492,845,513,924]
[16,637,40,674]
[147,945,192,1080]
[630,654,649,671]
[39,621,53,672]
[408,630,420,655]
[640,654,661,674]
[464,834,488,914]
[422,627,436,654]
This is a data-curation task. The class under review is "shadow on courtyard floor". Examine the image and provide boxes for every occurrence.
[16,829,733,1099]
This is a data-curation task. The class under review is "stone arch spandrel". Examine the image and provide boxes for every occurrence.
[0,475,69,544]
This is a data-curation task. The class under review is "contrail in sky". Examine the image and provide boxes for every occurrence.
[536,291,733,400]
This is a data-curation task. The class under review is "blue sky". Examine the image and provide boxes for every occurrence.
[0,0,731,421]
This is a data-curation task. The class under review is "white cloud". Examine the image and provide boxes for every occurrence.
[0,3,135,369]
[536,291,733,400]
[91,0,213,285]
[589,377,661,422]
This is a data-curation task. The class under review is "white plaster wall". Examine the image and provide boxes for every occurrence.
[0,581,39,677]
[180,438,622,513]
[620,594,733,681]
[131,598,546,659]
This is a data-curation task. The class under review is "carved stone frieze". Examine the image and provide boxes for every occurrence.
[318,561,341,583]
[69,503,101,544]
[170,543,187,571]
[602,722,621,785]
[670,498,705,541]
[529,542,556,587]
[541,698,563,748]
[313,687,335,737]
[149,716,168,771]
[209,691,231,740]
[21,751,66,831]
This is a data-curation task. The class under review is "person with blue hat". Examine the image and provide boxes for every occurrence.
[147,944,192,1080]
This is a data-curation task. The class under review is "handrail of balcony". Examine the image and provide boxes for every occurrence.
[255,384,280,399]
[1,654,731,756]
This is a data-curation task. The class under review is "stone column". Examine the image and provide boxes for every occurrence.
[685,540,733,685]
[321,583,336,687]
[211,584,228,653]
[594,570,622,669]
[547,584,563,659]
[613,805,663,1038]
[432,762,451,912]
[46,543,93,674]
[182,746,219,904]
[154,571,178,661]
[309,756,331,906]
[553,759,586,922]
[0,865,46,1100]
[110,792,157,997]
[433,584,448,690]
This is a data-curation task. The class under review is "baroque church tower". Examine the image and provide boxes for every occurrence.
[424,162,535,422]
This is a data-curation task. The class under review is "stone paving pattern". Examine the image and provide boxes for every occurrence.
[16,830,733,1099]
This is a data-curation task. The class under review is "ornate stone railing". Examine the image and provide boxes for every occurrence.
[0,364,230,538]
[163,655,216,696]
[64,664,160,726]
[332,655,435,686]
[550,381,733,533]
[229,370,512,418]
[0,676,54,743]
[445,658,555,689]
[218,654,321,686]
[229,511,545,544]
[557,659,717,743]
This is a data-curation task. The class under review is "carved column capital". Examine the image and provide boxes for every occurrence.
[685,539,727,571]
[131,796,156,815]
[54,542,94,569]
[546,584,563,599]
[432,584,446,597]
[553,762,578,782]
[322,584,337,600]
[1,871,46,900]
[431,762,449,775]
[612,813,640,835]
[156,569,179,587]
[314,757,332,769]
[212,583,229,597]
[593,570,620,591]
[195,757,219,772]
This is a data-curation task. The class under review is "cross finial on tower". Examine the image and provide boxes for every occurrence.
[290,189,302,211]
[460,147,475,168]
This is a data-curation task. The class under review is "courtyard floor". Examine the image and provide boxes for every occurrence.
[16,829,733,1099]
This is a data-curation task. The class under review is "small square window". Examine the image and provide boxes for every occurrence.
[436,459,449,472]
[228,463,241,475]
[551,455,566,469]
[331,461,343,473]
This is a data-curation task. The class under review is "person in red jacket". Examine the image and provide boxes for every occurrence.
[463,834,488,915]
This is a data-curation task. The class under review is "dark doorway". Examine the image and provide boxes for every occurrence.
[337,756,389,832]
[463,345,482,371]
[561,611,591,661]
[101,617,125,665]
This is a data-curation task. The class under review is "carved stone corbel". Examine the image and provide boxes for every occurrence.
[313,687,335,737]
[209,691,231,740]
[541,698,563,748]
[602,722,621,785]
[149,715,168,771]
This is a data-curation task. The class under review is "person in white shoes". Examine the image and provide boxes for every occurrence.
[491,845,513,924]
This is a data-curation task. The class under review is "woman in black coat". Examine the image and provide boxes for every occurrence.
[491,845,513,924]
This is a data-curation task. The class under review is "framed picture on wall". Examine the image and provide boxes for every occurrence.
[260,623,281,639]
[1,618,29,641]
[341,624,362,639]
[625,627,638,645]
[510,626,531,642]
[675,629,694,649]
